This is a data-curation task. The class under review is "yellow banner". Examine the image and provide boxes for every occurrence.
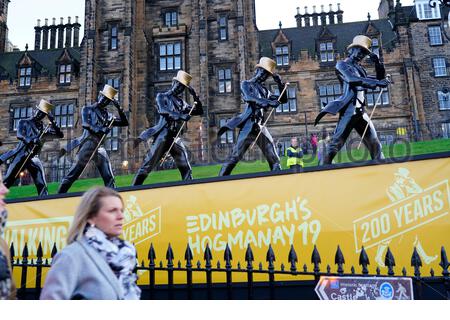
[5,156,450,285]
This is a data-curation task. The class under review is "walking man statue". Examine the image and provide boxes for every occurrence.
[58,85,128,193]
[314,35,390,164]
[218,57,287,176]
[0,100,63,196]
[132,70,203,185]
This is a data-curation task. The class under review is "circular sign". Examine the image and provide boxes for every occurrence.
[379,282,394,300]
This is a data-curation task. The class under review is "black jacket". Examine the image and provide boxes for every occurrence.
[218,80,287,137]
[315,58,385,125]
[139,92,203,142]
[0,118,63,162]
[64,103,128,153]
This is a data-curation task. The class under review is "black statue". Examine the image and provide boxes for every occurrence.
[132,70,203,185]
[0,100,63,196]
[218,57,287,176]
[57,85,129,193]
[315,35,390,164]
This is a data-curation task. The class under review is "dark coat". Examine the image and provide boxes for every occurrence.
[139,92,203,141]
[314,58,385,126]
[218,80,287,137]
[0,118,63,163]
[64,103,128,154]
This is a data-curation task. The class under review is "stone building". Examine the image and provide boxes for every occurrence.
[0,0,449,184]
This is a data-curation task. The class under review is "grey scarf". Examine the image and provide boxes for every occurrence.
[84,225,141,300]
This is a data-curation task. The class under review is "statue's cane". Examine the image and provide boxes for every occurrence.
[357,75,391,150]
[79,118,115,178]
[14,123,52,180]
[160,102,198,165]
[250,83,290,150]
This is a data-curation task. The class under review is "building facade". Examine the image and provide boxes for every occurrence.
[0,0,449,184]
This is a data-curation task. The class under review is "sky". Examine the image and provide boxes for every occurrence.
[7,0,416,51]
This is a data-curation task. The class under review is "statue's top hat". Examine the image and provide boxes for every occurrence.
[36,99,54,115]
[255,57,277,75]
[347,35,372,53]
[100,84,118,101]
[173,70,193,88]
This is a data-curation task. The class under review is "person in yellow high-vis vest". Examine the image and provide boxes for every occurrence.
[286,137,304,171]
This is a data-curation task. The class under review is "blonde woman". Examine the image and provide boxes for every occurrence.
[40,187,140,300]
[0,171,16,300]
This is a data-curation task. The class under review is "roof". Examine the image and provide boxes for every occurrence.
[259,18,398,60]
[0,47,80,79]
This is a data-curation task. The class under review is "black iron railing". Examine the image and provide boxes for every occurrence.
[10,241,450,300]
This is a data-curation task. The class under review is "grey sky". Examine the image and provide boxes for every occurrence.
[8,0,415,51]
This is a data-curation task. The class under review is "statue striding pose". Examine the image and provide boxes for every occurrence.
[58,85,129,193]
[315,35,390,164]
[218,57,287,176]
[0,100,63,196]
[132,70,203,185]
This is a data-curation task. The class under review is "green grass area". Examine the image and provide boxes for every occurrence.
[6,139,450,200]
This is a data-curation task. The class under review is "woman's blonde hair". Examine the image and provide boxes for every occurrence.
[67,187,123,244]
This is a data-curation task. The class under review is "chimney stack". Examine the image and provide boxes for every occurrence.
[304,6,311,27]
[337,3,344,24]
[295,7,302,28]
[328,4,336,24]
[49,18,57,49]
[65,16,73,47]
[34,19,42,50]
[42,18,49,50]
[73,16,81,47]
[320,5,327,25]
[312,5,319,26]
[58,17,65,48]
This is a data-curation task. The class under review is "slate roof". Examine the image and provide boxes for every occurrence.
[0,47,81,79]
[259,18,399,60]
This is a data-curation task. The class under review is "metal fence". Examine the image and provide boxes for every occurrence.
[10,241,450,300]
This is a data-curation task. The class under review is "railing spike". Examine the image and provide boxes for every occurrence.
[402,267,407,276]
[166,243,174,262]
[266,244,276,265]
[440,246,449,277]
[359,246,370,275]
[148,243,156,262]
[411,247,422,277]
[51,243,58,259]
[224,244,233,267]
[311,245,321,274]
[204,243,213,267]
[185,243,193,267]
[288,244,298,273]
[385,247,396,276]
[9,242,15,262]
[335,245,345,274]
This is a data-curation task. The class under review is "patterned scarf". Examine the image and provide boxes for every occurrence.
[84,225,141,300]
[0,209,11,300]
[0,209,7,237]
